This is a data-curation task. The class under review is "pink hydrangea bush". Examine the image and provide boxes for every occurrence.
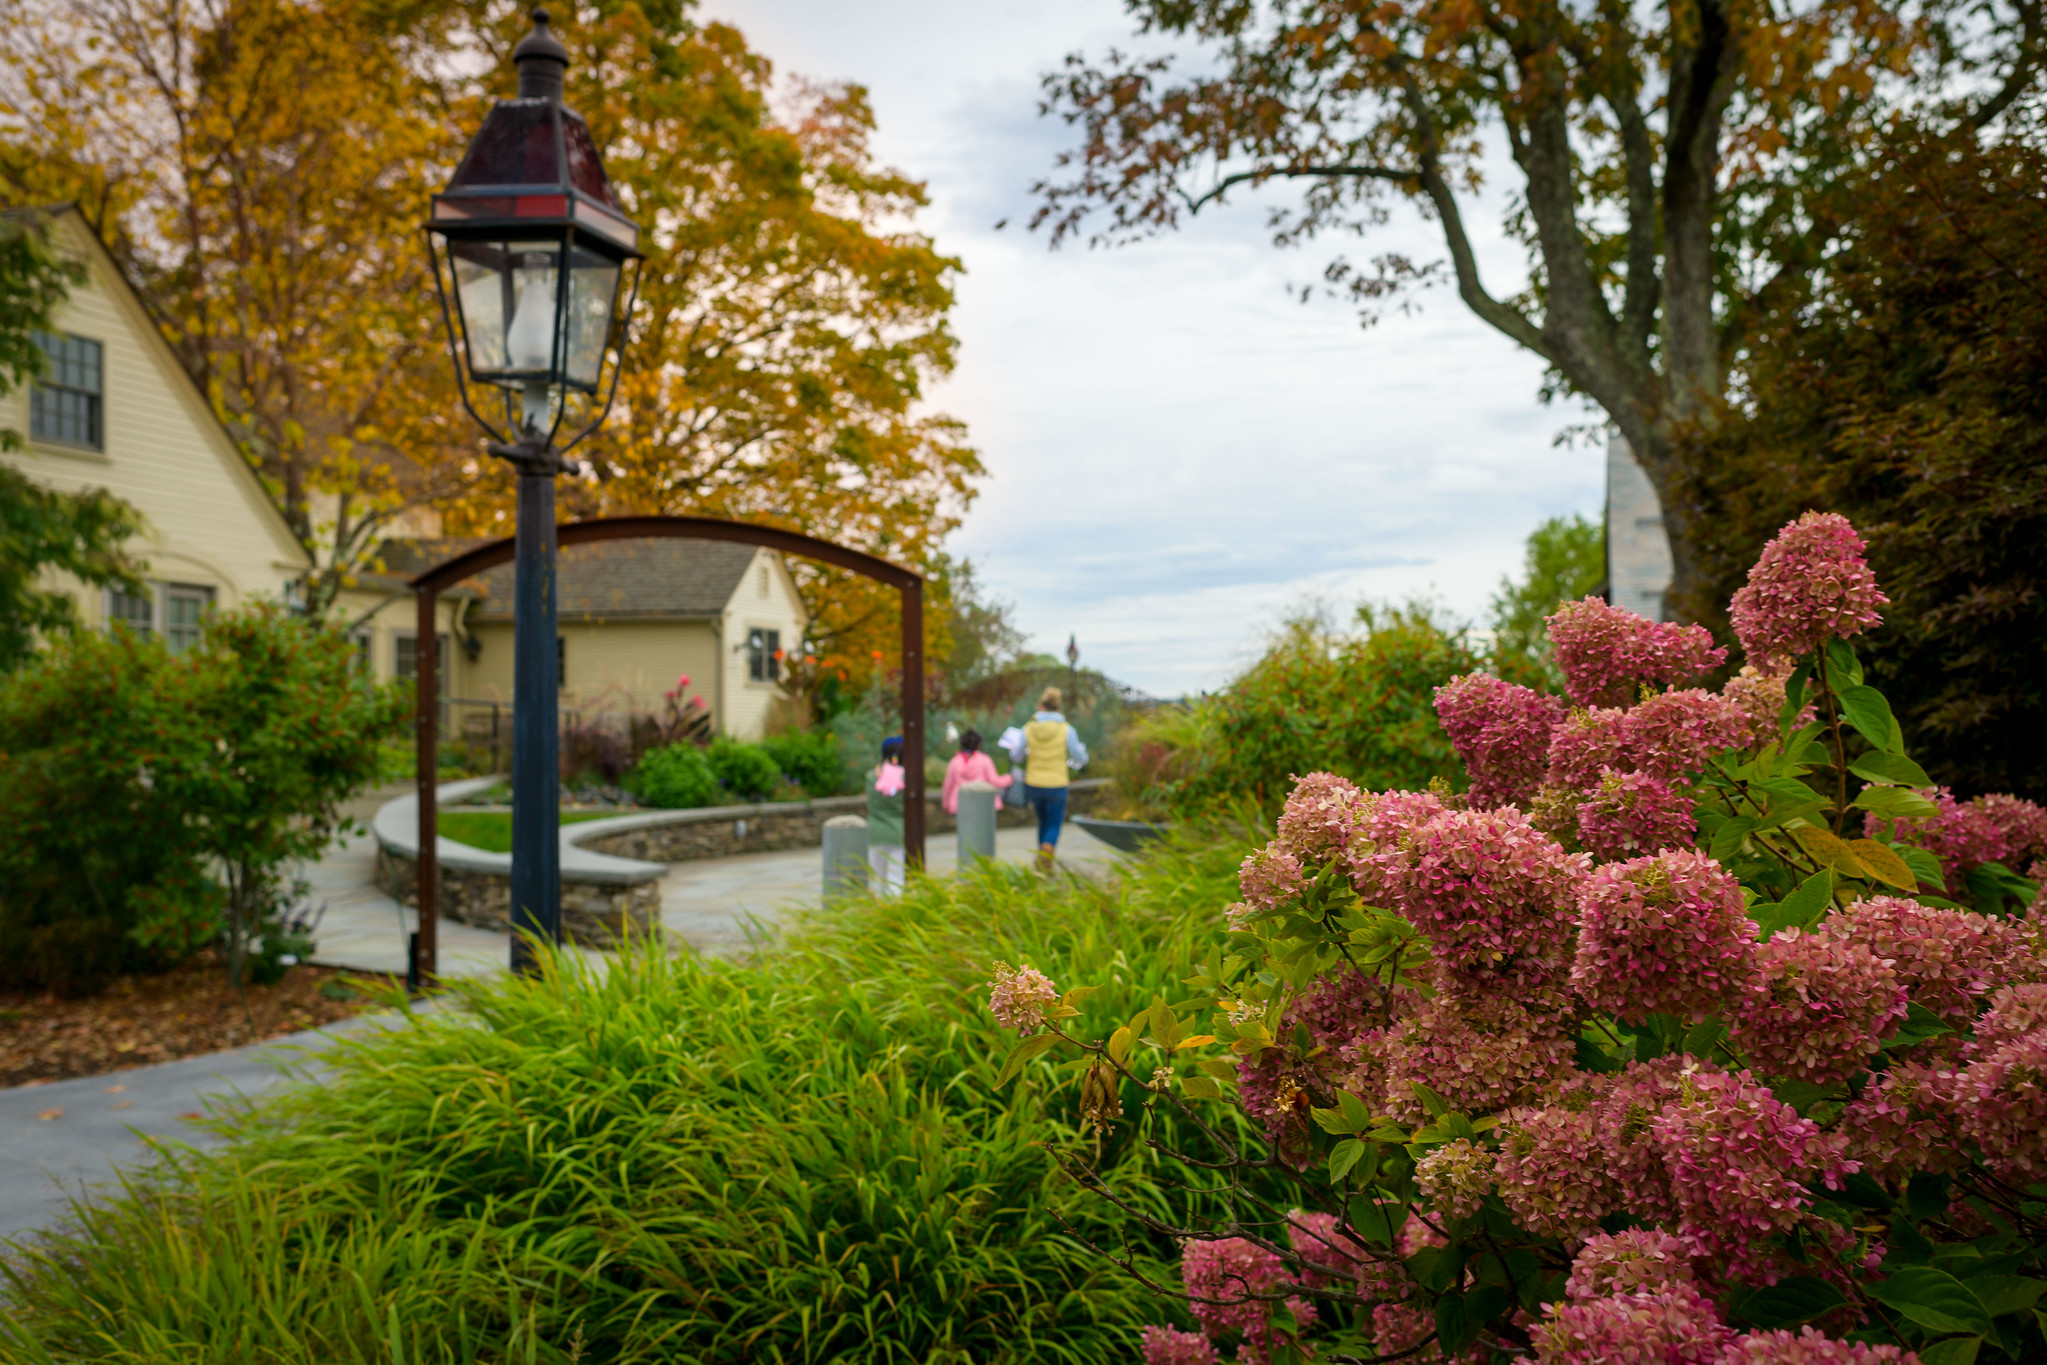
[1548,596,1727,708]
[990,513,2043,1364]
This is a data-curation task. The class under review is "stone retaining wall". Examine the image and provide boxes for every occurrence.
[374,848,660,949]
[578,780,1109,863]
[370,780,1109,946]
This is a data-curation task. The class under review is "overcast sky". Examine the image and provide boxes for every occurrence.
[697,0,1606,698]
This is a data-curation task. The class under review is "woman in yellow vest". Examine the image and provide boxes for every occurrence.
[1016,686,1088,869]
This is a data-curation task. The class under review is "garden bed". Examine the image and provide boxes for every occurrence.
[0,953,391,1088]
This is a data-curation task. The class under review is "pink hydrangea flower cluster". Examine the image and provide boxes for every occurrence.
[1977,981,2047,1050]
[1731,929,1908,1083]
[1623,689,1755,780]
[1721,664,1811,745]
[1494,1063,1687,1238]
[1652,1066,1852,1282]
[1864,788,2007,887]
[1838,1060,1963,1181]
[1533,1287,1731,1364]
[1434,673,1566,808]
[1571,850,1757,1024]
[1388,807,1588,974]
[1728,512,1888,666]
[1380,995,1576,1123]
[1180,1237,1316,1363]
[1564,1228,1697,1301]
[1237,845,1306,913]
[1547,690,1749,791]
[1834,896,2016,1027]
[1841,983,2047,1183]
[1545,707,1631,790]
[1275,771,1364,860]
[1547,596,1728,709]
[1576,768,1698,860]
[1979,792,2047,868]
[1955,1025,2047,1182]
[985,961,1059,1036]
[1415,1138,1495,1222]
[1139,1326,1218,1365]
[1341,788,1448,904]
[1719,1329,1917,1362]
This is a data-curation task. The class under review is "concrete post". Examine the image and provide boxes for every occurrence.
[822,814,869,904]
[957,781,997,868]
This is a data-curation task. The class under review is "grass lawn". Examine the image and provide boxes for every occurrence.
[434,809,617,853]
[0,828,1252,1364]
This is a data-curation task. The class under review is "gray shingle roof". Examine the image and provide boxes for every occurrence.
[468,538,761,621]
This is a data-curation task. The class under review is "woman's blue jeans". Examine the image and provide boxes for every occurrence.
[1023,784,1068,847]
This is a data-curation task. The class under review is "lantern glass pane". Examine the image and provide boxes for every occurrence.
[448,238,562,385]
[449,240,511,376]
[564,244,621,389]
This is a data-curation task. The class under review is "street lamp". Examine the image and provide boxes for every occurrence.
[426,7,643,973]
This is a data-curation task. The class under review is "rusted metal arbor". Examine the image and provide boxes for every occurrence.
[407,514,925,982]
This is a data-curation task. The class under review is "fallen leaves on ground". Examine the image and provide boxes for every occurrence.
[0,952,394,1088]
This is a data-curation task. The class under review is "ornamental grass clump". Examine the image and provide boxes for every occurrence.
[2,835,1254,1363]
[985,513,2047,1365]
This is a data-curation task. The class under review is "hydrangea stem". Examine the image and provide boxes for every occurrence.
[1811,649,1851,835]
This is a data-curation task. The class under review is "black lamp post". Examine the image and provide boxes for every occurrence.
[426,8,643,974]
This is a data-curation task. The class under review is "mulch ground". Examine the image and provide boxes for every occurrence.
[0,952,398,1088]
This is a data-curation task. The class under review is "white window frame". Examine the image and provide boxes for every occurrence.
[105,581,214,652]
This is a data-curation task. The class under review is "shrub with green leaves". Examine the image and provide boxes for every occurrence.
[626,742,718,809]
[1115,601,1510,819]
[0,606,403,995]
[0,833,1251,1363]
[761,728,843,795]
[707,734,783,802]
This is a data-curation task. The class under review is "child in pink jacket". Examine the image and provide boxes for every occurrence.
[941,729,1013,815]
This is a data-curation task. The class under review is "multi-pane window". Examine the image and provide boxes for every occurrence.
[394,632,451,682]
[163,584,212,654]
[105,583,212,651]
[30,331,103,449]
[107,587,154,637]
[747,627,780,683]
[351,629,373,676]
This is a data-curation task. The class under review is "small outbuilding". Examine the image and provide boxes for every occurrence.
[459,538,808,740]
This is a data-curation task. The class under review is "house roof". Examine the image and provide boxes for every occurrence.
[468,538,767,622]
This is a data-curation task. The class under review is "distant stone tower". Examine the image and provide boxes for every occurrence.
[1606,430,1673,621]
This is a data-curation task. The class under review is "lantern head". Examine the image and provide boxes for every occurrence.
[427,8,643,448]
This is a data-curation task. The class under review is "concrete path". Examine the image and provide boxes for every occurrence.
[0,1011,407,1246]
[308,821,1123,975]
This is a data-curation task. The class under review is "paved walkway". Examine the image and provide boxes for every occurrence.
[308,820,1123,976]
[0,1011,408,1244]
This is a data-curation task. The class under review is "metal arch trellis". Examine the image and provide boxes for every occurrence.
[406,514,926,983]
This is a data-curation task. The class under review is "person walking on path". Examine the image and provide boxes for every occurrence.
[941,729,1013,816]
[1010,687,1088,870]
[867,736,908,896]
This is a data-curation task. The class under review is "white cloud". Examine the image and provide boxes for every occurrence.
[694,0,1604,696]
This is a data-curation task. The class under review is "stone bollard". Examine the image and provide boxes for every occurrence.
[822,814,869,904]
[956,781,997,868]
